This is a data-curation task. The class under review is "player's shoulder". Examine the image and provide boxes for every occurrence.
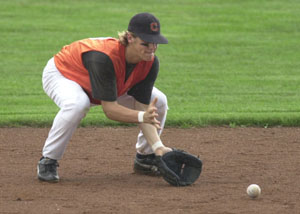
[89,37,113,40]
[83,51,112,65]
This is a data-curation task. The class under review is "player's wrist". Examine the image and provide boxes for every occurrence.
[152,141,165,155]
[155,146,172,156]
[138,111,145,123]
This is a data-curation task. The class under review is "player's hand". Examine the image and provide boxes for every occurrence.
[143,97,161,129]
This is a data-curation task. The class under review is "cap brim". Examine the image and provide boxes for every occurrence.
[136,33,168,44]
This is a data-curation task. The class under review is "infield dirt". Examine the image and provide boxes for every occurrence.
[0,127,299,214]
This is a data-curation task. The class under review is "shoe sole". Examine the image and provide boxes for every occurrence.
[38,177,59,183]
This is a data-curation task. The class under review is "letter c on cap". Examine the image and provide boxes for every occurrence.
[150,22,159,32]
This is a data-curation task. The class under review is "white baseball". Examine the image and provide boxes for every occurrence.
[247,184,261,198]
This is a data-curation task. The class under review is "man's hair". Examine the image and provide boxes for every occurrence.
[118,31,136,46]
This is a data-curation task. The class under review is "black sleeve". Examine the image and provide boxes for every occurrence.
[82,51,117,101]
[128,56,159,105]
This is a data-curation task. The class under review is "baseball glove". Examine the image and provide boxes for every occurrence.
[154,149,202,186]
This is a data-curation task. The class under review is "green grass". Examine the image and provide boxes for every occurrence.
[1,0,300,127]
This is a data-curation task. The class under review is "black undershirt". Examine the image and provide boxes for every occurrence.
[82,51,159,105]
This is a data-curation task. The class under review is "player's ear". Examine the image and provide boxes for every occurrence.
[127,32,135,44]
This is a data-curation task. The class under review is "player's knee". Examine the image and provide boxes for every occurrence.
[61,94,90,121]
[73,94,90,114]
[154,91,168,111]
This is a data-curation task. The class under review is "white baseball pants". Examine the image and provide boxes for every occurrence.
[41,57,168,160]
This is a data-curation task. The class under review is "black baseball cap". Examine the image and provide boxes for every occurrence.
[128,13,168,44]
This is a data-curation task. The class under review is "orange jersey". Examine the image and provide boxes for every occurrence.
[54,38,154,104]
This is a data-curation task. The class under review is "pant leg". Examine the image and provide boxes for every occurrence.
[117,87,168,155]
[42,58,91,160]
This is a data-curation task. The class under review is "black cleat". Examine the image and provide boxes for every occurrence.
[37,157,59,182]
[133,153,160,176]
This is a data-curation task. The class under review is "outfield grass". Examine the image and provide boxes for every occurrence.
[1,0,300,127]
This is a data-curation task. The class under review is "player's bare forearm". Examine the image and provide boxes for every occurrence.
[135,99,172,156]
[138,122,160,146]
[138,123,171,156]
[102,101,140,123]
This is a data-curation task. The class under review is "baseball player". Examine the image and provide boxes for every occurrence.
[37,12,172,182]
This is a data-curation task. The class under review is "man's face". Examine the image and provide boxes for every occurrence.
[131,36,158,61]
